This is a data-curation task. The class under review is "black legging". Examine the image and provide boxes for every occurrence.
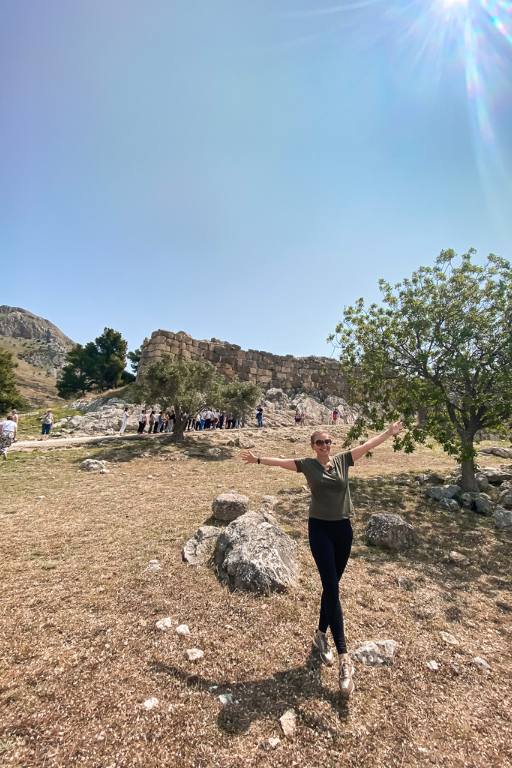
[308,517,353,654]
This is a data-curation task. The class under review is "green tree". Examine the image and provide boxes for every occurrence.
[57,343,97,397]
[0,347,24,413]
[94,328,128,390]
[136,355,224,441]
[57,328,128,397]
[220,378,261,425]
[330,249,512,491]
[127,347,142,374]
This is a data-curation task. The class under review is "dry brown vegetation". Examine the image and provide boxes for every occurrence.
[1,426,511,768]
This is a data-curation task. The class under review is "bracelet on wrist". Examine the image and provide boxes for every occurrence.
[257,457,261,464]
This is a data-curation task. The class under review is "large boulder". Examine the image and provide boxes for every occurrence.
[212,492,250,522]
[479,467,512,485]
[182,526,222,565]
[213,511,298,593]
[497,486,512,510]
[365,513,419,551]
[426,485,461,501]
[479,447,512,459]
[80,458,108,472]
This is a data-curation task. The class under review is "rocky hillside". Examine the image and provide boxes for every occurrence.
[0,306,75,405]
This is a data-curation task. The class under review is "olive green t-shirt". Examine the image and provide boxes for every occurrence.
[294,451,354,521]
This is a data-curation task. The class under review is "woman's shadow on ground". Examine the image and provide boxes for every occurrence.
[150,648,350,734]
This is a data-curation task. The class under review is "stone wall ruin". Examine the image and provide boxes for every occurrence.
[138,330,345,397]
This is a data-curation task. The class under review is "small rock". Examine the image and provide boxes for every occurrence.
[142,697,159,710]
[99,468,110,474]
[260,495,278,511]
[426,660,439,671]
[155,617,173,632]
[218,693,234,705]
[176,624,190,636]
[146,559,161,572]
[279,709,297,738]
[494,506,512,529]
[439,631,459,645]
[440,498,461,513]
[267,737,280,749]
[182,526,221,565]
[447,550,469,566]
[473,493,493,516]
[212,492,250,522]
[472,656,490,671]
[186,647,204,661]
[352,639,398,665]
[80,458,108,472]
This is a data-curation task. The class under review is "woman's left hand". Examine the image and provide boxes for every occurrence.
[387,420,403,436]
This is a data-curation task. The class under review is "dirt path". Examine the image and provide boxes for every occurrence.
[10,431,168,451]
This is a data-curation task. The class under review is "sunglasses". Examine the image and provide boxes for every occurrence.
[315,439,332,446]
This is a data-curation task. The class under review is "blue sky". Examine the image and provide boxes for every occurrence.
[2,0,511,358]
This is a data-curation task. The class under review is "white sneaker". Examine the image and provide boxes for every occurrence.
[312,630,334,666]
[339,659,355,698]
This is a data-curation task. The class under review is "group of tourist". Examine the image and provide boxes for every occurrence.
[132,407,247,435]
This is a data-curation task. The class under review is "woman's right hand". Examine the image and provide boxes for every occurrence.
[240,450,257,464]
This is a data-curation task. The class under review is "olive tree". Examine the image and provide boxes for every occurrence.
[329,249,512,491]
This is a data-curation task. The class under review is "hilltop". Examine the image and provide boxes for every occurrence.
[0,306,74,405]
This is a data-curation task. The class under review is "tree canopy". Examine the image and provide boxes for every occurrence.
[136,356,260,440]
[0,347,25,413]
[57,328,129,397]
[330,249,512,491]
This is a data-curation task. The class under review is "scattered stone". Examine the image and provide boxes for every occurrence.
[155,617,173,632]
[440,498,461,513]
[494,506,512,529]
[186,648,204,661]
[267,737,280,749]
[212,492,250,522]
[479,447,512,459]
[426,485,461,501]
[142,697,159,710]
[80,458,108,472]
[479,467,512,485]
[460,492,474,509]
[237,436,255,449]
[365,513,419,551]
[260,495,278,511]
[214,511,298,593]
[146,559,161,573]
[426,660,439,671]
[218,693,234,705]
[439,631,459,645]
[497,488,512,510]
[396,576,415,591]
[447,550,470,566]
[473,493,493,516]
[351,639,398,666]
[176,624,190,636]
[279,709,297,738]
[182,526,222,565]
[472,656,491,671]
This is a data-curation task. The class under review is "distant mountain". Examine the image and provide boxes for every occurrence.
[0,306,75,405]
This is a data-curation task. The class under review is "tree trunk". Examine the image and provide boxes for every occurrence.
[460,433,478,492]
[172,414,187,442]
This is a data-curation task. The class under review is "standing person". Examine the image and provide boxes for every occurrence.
[295,407,303,426]
[41,410,54,439]
[148,410,156,433]
[332,408,339,425]
[137,408,147,435]
[0,415,17,459]
[119,406,129,434]
[256,406,264,428]
[9,409,19,441]
[240,420,403,698]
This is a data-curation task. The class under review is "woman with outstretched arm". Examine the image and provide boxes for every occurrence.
[240,420,403,698]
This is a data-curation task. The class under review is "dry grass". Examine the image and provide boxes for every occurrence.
[1,426,511,768]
